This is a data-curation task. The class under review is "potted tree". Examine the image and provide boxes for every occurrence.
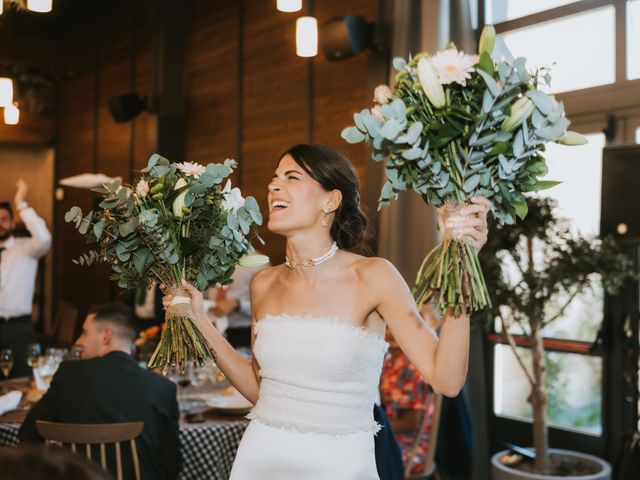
[479,197,633,479]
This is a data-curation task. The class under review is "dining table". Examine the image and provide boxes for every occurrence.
[0,377,250,480]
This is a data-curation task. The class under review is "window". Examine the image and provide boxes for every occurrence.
[628,0,640,80]
[481,0,640,446]
[491,134,606,431]
[499,7,616,93]
[494,345,603,434]
[485,0,581,24]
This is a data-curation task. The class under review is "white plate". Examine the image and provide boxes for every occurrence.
[205,393,252,414]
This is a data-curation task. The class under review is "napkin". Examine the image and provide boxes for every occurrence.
[0,390,23,416]
[59,173,120,189]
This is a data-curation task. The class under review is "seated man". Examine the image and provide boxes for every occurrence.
[19,303,180,480]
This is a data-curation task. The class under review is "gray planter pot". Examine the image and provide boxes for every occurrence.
[491,449,612,480]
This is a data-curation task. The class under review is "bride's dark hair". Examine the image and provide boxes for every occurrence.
[280,144,368,250]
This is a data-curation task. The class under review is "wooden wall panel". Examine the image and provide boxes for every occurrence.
[53,4,153,311]
[13,0,376,317]
[54,17,104,311]
[185,0,240,167]
[313,0,374,215]
[133,13,153,174]
[96,14,133,180]
[240,0,310,263]
[0,29,56,144]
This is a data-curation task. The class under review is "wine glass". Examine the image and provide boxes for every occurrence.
[69,345,83,360]
[190,367,207,389]
[27,343,41,368]
[34,353,61,390]
[1,349,14,379]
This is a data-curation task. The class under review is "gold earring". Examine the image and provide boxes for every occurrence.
[321,208,329,228]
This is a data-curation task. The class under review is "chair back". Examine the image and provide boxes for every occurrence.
[36,420,144,480]
[404,391,444,479]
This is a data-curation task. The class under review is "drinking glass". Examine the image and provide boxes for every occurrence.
[0,349,14,379]
[27,343,41,368]
[190,367,207,389]
[69,345,83,360]
[34,353,62,390]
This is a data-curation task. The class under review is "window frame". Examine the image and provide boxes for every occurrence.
[479,0,640,460]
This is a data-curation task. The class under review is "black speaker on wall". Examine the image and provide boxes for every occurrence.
[320,15,373,61]
[601,144,640,239]
[108,93,147,123]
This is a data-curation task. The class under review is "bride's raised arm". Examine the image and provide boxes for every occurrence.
[370,197,490,397]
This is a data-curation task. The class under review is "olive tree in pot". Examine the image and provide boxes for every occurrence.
[479,197,633,478]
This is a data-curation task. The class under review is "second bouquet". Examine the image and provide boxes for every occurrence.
[66,155,264,372]
[342,26,586,316]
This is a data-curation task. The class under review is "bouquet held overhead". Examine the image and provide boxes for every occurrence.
[342,25,586,316]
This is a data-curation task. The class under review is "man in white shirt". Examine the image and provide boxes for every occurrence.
[0,180,52,377]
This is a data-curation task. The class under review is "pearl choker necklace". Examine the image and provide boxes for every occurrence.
[285,242,339,268]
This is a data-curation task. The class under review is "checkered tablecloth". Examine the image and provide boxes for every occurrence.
[0,420,248,480]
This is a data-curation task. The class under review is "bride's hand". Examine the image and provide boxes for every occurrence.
[160,280,207,324]
[438,196,491,251]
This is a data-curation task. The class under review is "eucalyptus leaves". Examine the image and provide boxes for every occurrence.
[65,154,264,372]
[342,25,586,315]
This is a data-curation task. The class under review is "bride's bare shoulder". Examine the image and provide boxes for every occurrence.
[250,264,283,292]
[351,255,404,287]
[351,255,397,274]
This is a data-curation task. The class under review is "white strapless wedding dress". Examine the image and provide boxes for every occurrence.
[229,313,388,480]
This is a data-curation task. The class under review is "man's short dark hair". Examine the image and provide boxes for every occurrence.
[0,444,111,480]
[87,303,137,343]
[0,201,13,219]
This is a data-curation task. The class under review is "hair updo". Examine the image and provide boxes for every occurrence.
[280,144,368,250]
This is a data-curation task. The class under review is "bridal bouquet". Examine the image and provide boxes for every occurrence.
[342,25,586,315]
[65,154,265,372]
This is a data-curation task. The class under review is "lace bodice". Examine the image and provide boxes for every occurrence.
[247,314,388,435]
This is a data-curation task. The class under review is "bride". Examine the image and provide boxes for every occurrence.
[168,144,490,479]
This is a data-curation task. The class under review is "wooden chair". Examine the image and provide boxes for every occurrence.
[404,392,444,480]
[36,420,144,480]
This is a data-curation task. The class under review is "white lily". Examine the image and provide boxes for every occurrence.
[222,180,245,213]
[502,97,534,132]
[557,131,588,146]
[417,58,446,108]
[172,178,189,218]
[479,25,496,56]
[238,253,270,268]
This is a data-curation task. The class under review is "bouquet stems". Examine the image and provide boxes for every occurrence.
[148,287,217,373]
[413,209,491,316]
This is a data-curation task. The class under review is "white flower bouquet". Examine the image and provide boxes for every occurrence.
[342,26,586,315]
[65,155,265,372]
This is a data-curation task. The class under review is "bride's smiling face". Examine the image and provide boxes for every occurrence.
[267,154,331,236]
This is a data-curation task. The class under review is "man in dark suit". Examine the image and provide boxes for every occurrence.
[19,303,180,480]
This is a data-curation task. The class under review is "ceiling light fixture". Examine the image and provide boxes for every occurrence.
[277,0,302,13]
[26,0,53,13]
[4,103,19,125]
[0,0,54,15]
[0,77,13,107]
[296,16,318,57]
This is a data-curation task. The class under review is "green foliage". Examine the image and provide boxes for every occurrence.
[478,197,634,466]
[341,46,581,226]
[479,197,634,328]
[64,155,263,294]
